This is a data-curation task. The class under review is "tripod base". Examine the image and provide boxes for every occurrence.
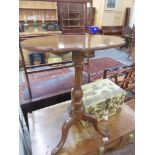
[51,108,109,155]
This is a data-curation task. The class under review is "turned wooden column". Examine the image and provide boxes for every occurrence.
[72,50,85,112]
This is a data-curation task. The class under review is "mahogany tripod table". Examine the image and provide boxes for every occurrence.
[21,34,125,155]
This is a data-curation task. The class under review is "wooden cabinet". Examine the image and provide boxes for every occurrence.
[58,2,86,33]
[57,0,93,34]
[19,1,58,22]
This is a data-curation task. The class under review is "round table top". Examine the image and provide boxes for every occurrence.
[21,34,125,55]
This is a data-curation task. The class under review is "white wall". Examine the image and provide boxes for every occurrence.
[93,0,135,27]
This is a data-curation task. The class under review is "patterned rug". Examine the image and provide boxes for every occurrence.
[83,57,123,81]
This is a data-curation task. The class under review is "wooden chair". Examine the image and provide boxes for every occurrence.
[122,26,131,35]
[120,26,132,49]
[121,26,135,61]
[127,26,135,58]
[103,63,135,102]
[129,25,135,47]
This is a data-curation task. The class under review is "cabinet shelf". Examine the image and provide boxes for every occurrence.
[68,12,79,14]
[63,26,83,28]
[62,29,83,31]
[61,10,80,15]
[19,8,57,10]
[69,10,79,13]
[19,19,58,22]
[62,18,84,21]
[19,1,58,25]
[19,1,57,10]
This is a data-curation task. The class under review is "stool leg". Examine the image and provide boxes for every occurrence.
[51,114,76,155]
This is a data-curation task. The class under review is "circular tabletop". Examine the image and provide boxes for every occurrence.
[21,34,125,54]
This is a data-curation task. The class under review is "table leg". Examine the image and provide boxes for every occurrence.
[50,50,109,155]
[51,113,76,155]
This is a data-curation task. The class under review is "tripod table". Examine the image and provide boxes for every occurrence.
[21,34,125,154]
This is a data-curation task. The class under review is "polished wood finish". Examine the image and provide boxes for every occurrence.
[21,34,125,54]
[21,34,125,154]
[28,100,135,155]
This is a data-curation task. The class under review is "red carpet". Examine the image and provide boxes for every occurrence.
[83,57,123,81]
